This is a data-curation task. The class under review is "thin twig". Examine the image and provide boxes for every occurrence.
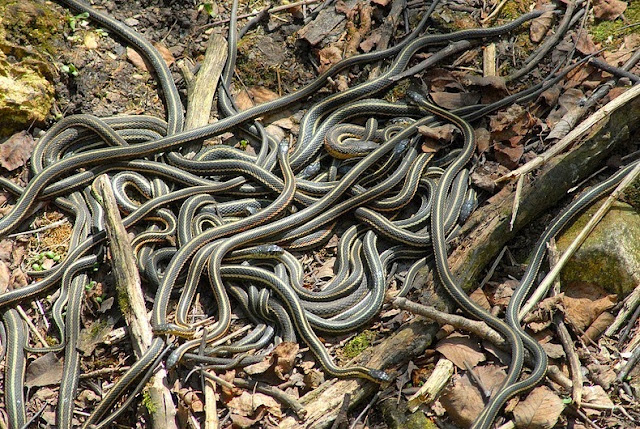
[16,305,48,348]
[233,378,308,418]
[7,219,68,238]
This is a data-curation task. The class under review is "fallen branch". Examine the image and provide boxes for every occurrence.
[93,175,177,429]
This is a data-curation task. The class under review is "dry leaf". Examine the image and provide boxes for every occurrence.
[360,32,381,52]
[84,32,98,49]
[475,127,491,153]
[0,131,35,171]
[126,47,148,72]
[469,288,491,311]
[494,143,524,169]
[229,409,266,428]
[0,240,12,261]
[440,373,485,426]
[582,311,615,342]
[593,0,627,20]
[315,257,336,279]
[582,385,614,416]
[513,386,565,428]
[574,29,598,55]
[417,124,457,144]
[0,261,10,293]
[25,352,64,388]
[153,42,175,67]
[273,342,299,380]
[430,91,481,110]
[318,46,343,73]
[540,342,565,359]
[530,11,554,43]
[435,333,486,369]
[440,365,507,427]
[227,391,282,418]
[562,282,616,331]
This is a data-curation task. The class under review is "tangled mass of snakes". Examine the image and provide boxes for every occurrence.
[0,0,635,427]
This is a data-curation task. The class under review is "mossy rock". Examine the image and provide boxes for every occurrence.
[0,0,62,136]
[556,200,640,297]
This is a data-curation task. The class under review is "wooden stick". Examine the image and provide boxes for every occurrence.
[93,175,177,429]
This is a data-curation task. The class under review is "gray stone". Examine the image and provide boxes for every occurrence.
[556,200,640,297]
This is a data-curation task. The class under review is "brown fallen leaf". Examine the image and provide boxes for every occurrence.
[227,391,282,418]
[440,365,507,427]
[494,143,524,170]
[0,261,10,294]
[273,342,299,380]
[582,384,614,416]
[574,29,598,55]
[229,408,266,429]
[529,11,555,43]
[435,333,486,369]
[318,45,343,73]
[469,288,491,312]
[315,257,336,280]
[417,124,457,144]
[0,131,35,171]
[0,239,12,261]
[593,0,627,20]
[126,47,148,72]
[582,311,615,342]
[439,373,485,427]
[430,91,481,110]
[25,352,64,388]
[475,127,491,153]
[562,282,616,332]
[153,42,175,67]
[234,86,280,111]
[513,386,565,428]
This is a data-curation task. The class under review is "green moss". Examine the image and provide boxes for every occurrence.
[384,79,411,103]
[142,389,157,414]
[0,1,64,56]
[116,284,131,316]
[342,330,375,359]
[590,0,640,44]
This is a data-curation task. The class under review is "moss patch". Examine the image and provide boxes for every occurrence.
[342,330,375,359]
[590,0,640,44]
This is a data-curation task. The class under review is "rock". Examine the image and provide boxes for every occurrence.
[0,53,55,137]
[556,200,640,296]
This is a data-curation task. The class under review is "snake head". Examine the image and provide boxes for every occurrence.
[406,90,428,106]
[278,139,290,155]
[370,369,393,384]
[393,139,410,154]
[254,244,284,256]
[299,161,321,179]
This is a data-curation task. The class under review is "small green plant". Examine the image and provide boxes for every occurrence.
[67,12,89,32]
[142,389,157,414]
[238,139,249,150]
[85,280,97,291]
[94,28,108,37]
[199,3,217,18]
[61,63,79,76]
